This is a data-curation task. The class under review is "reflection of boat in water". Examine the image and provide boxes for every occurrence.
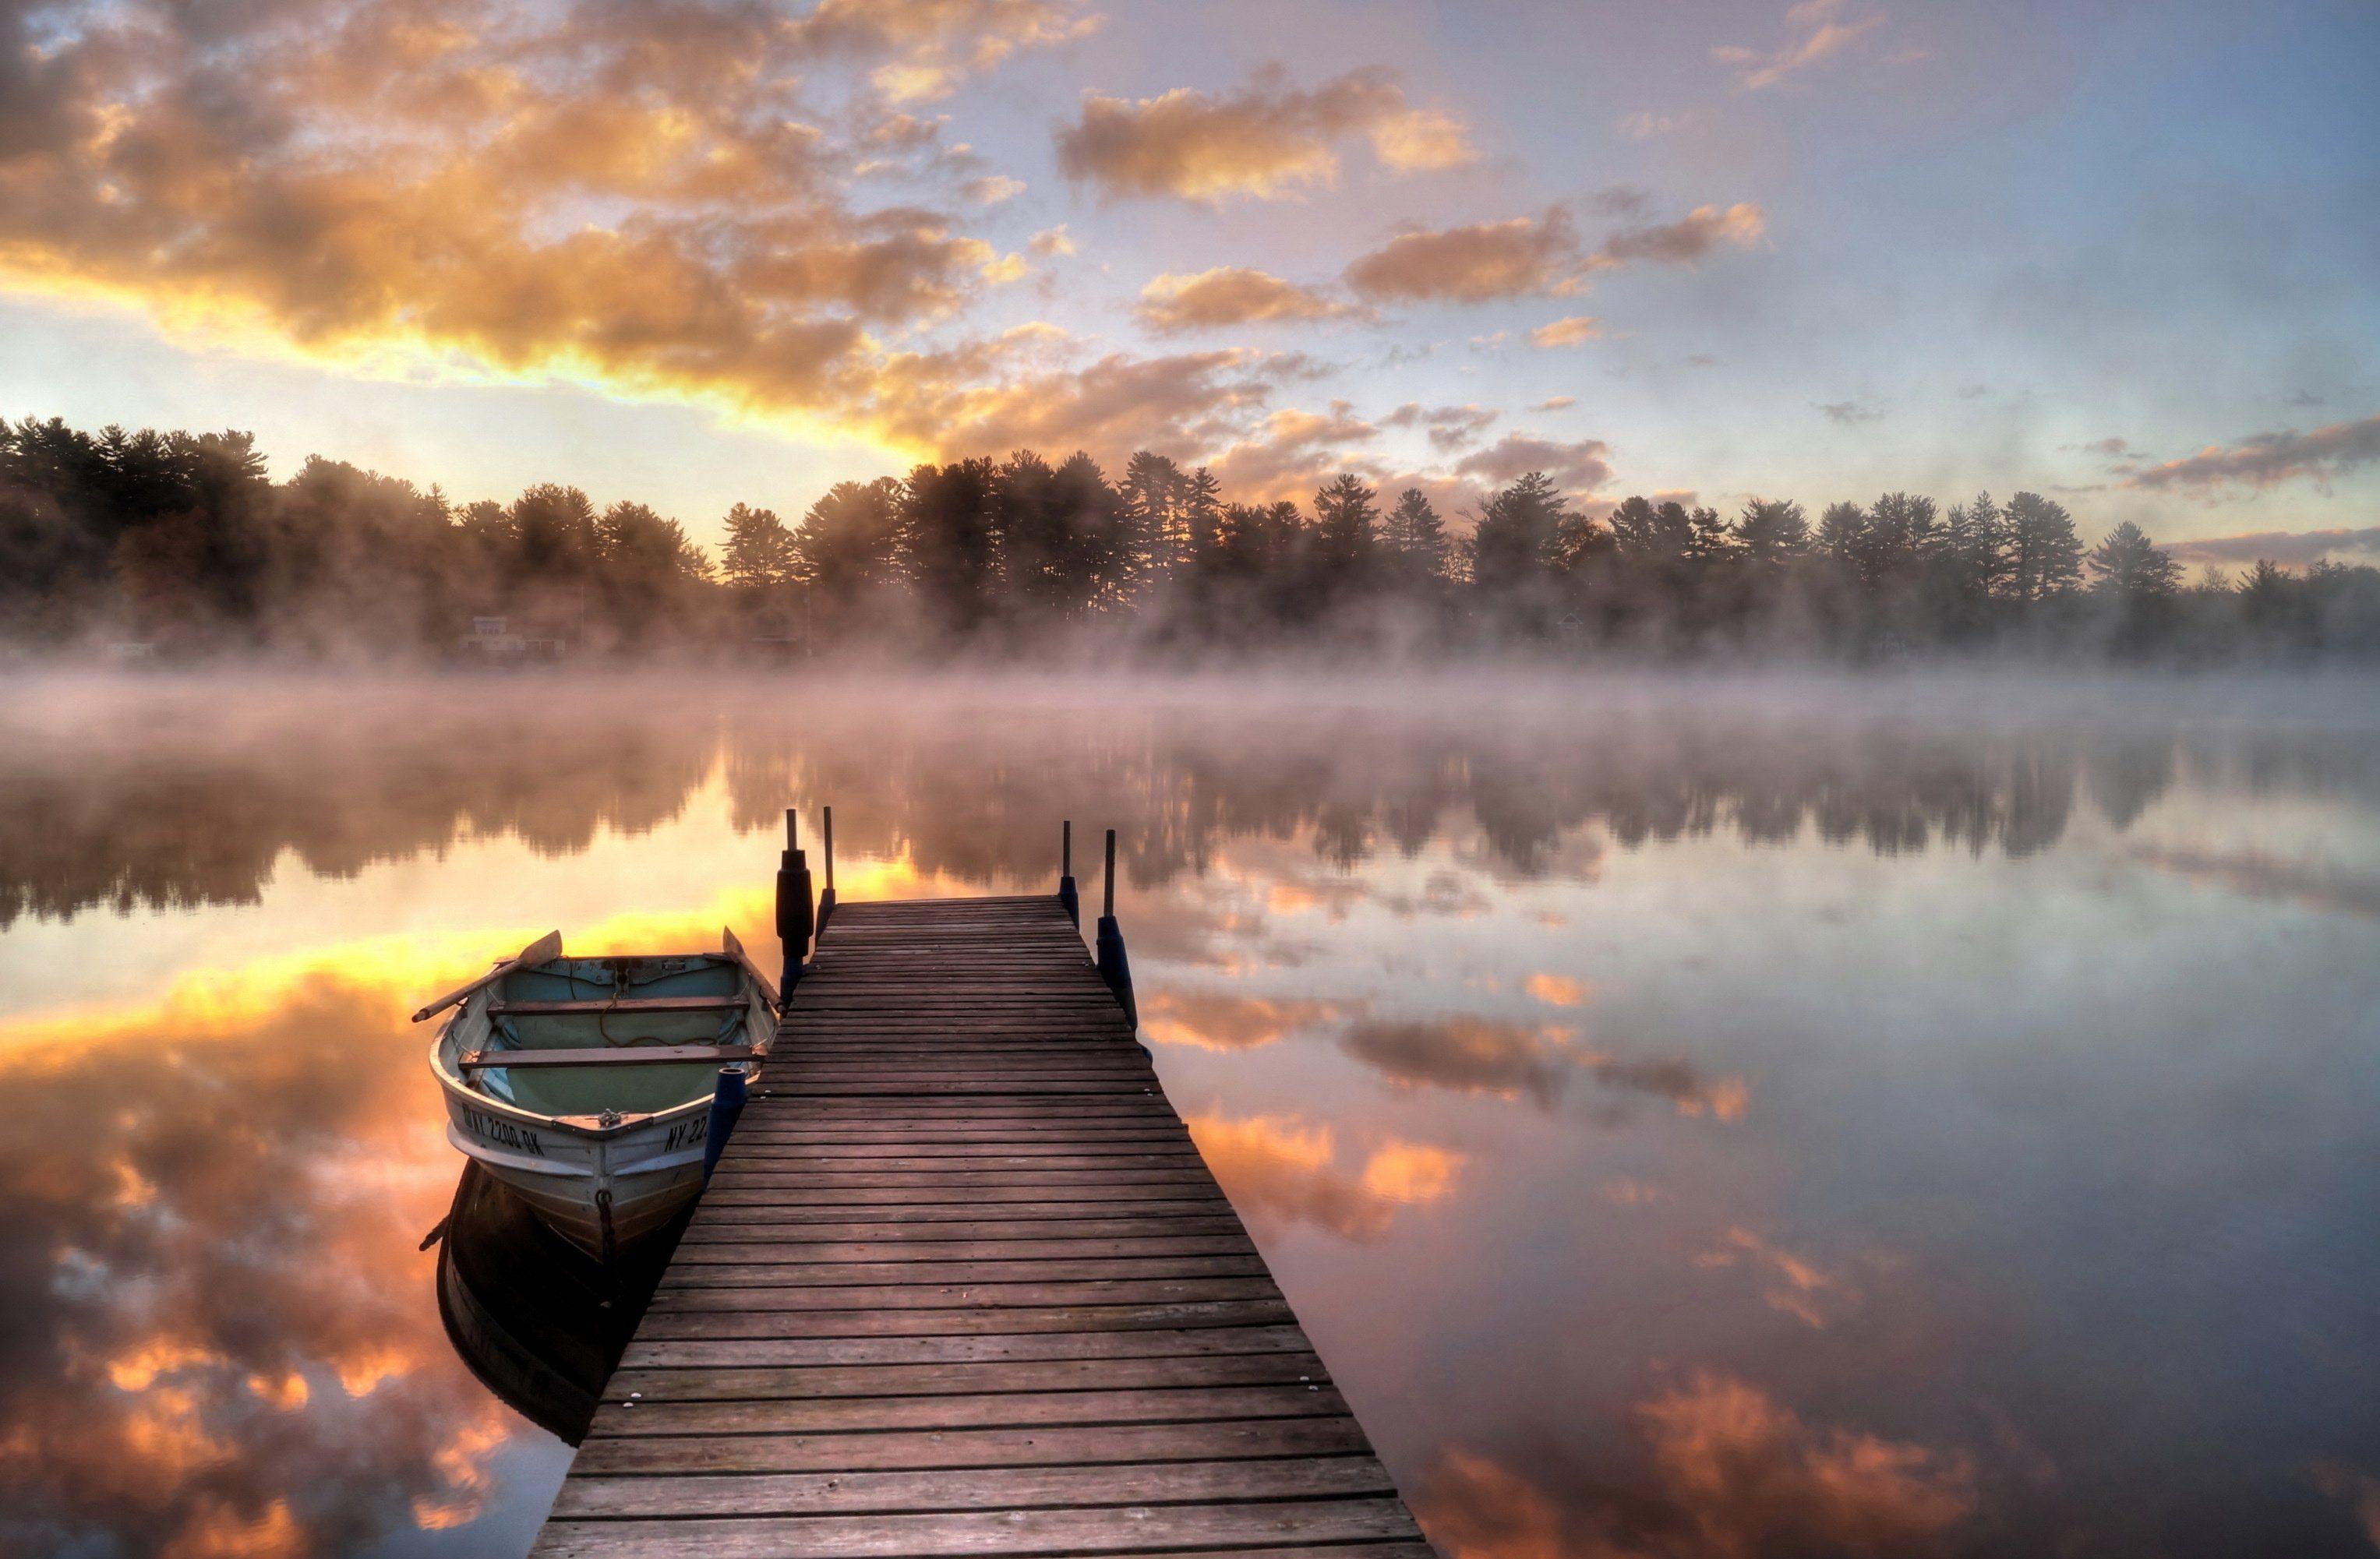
[435,1162,686,1444]
[418,929,775,1258]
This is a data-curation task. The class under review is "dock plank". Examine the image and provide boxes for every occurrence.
[530,892,1434,1559]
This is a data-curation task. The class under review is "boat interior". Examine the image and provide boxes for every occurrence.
[461,954,757,1117]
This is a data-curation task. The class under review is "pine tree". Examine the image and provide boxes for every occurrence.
[2004,491,2084,603]
[1381,487,1450,582]
[1732,498,1810,565]
[2086,521,2180,601]
[722,503,793,591]
[1467,472,1570,593]
[1311,473,1379,581]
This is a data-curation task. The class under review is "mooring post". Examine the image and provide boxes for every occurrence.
[1094,827,1137,1032]
[776,808,814,993]
[1058,819,1079,928]
[702,1063,747,1181]
[817,805,837,932]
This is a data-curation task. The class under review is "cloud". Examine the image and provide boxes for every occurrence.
[1206,400,1383,498]
[1346,201,1763,304]
[0,0,1125,463]
[1619,110,1685,139]
[1338,1017,1573,1106]
[2128,844,2380,920]
[1592,203,1768,266]
[1535,395,1577,411]
[791,0,1102,104]
[2163,527,2380,568]
[1694,1226,1863,1328]
[1416,1377,1975,1559]
[1523,972,1587,1007]
[1531,315,1602,348]
[1054,65,1474,205]
[1139,989,1352,1049]
[1453,433,1615,493]
[2120,413,2380,492]
[1344,210,1583,303]
[1386,402,1501,451]
[1817,399,1885,425]
[1027,225,1077,256]
[1715,0,1894,90]
[1135,267,1354,333]
[963,174,1026,204]
[1183,1112,1462,1239]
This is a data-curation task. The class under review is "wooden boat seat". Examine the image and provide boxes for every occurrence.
[459,1043,760,1070]
[486,995,750,1016]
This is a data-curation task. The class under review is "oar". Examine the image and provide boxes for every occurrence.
[411,930,563,1023]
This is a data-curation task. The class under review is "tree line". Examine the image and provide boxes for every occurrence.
[3,414,2375,661]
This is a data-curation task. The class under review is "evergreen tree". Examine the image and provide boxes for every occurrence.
[899,459,998,632]
[2085,521,2180,601]
[2004,491,2084,603]
[722,503,793,592]
[1467,471,1570,594]
[791,478,902,606]
[1381,487,1451,582]
[1817,501,1866,565]
[1311,473,1379,582]
[1732,498,1810,565]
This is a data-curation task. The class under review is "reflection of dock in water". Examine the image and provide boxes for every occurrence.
[528,833,1439,1557]
[436,1162,686,1445]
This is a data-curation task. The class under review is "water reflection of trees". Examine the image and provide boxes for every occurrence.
[5,683,2377,924]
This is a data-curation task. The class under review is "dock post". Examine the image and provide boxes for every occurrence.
[776,809,814,993]
[1058,819,1079,928]
[817,805,837,932]
[1094,827,1137,1032]
[701,1064,747,1181]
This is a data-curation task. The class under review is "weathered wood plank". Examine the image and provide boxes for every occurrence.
[630,1299,1301,1340]
[550,1456,1393,1519]
[565,1415,1372,1474]
[587,1382,1353,1438]
[619,1324,1316,1370]
[531,1497,1419,1558]
[604,1352,1327,1403]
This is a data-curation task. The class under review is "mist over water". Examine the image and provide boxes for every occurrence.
[2,668,2378,1557]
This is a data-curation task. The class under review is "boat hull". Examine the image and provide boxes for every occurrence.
[426,943,772,1261]
[440,1096,715,1258]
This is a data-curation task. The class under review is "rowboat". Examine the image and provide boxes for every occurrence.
[418,929,777,1260]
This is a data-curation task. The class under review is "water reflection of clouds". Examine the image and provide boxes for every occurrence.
[0,968,544,1557]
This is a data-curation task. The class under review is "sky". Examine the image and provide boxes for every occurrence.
[2,0,2376,565]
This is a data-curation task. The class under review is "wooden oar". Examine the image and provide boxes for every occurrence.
[411,930,563,1023]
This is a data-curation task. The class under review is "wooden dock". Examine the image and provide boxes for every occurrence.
[530,891,1438,1559]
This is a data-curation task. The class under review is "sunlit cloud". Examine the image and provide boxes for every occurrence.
[1135,267,1358,333]
[2165,526,2380,568]
[1139,988,1352,1049]
[1716,0,1894,90]
[1416,1374,1975,1559]
[1694,1226,1863,1328]
[1346,200,1761,305]
[1345,210,1584,304]
[2120,413,2380,493]
[1523,972,1587,1007]
[1530,316,1602,349]
[1055,65,1474,205]
[1453,434,1615,493]
[1185,1110,1463,1239]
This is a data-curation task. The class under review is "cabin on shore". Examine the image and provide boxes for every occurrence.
[458,615,570,663]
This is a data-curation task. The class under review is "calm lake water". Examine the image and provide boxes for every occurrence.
[3,671,2378,1558]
